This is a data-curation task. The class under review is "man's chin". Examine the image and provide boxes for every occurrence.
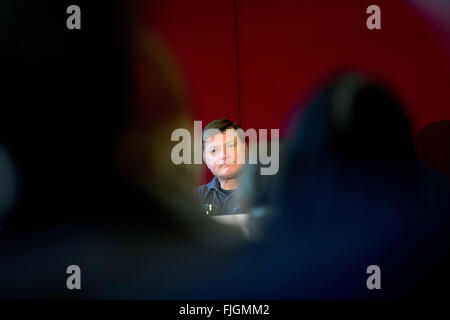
[216,169,240,179]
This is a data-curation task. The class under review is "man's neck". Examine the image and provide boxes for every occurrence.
[218,176,239,190]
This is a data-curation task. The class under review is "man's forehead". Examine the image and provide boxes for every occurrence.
[204,130,237,146]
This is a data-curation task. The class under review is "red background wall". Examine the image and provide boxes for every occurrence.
[141,0,450,182]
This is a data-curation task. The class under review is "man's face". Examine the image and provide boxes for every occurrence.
[203,129,246,179]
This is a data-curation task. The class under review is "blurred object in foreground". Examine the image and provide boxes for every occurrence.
[227,72,450,299]
[0,1,249,299]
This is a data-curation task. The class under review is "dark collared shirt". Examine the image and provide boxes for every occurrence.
[196,177,247,215]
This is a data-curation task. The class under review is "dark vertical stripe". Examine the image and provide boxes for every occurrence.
[233,0,242,126]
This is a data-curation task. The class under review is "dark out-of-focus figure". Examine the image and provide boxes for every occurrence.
[0,1,248,299]
[233,73,450,299]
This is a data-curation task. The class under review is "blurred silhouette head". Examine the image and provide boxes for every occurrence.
[291,73,418,164]
[273,72,420,230]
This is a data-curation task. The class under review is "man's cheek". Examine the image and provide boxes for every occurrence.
[205,160,215,172]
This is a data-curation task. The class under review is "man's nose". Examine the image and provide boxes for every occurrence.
[223,148,235,163]
[219,149,227,160]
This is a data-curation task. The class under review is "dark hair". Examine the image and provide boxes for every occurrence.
[202,118,244,150]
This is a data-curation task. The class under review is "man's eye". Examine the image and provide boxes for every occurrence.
[226,143,236,149]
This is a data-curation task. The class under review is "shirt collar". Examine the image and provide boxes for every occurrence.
[208,177,239,196]
[207,176,221,191]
